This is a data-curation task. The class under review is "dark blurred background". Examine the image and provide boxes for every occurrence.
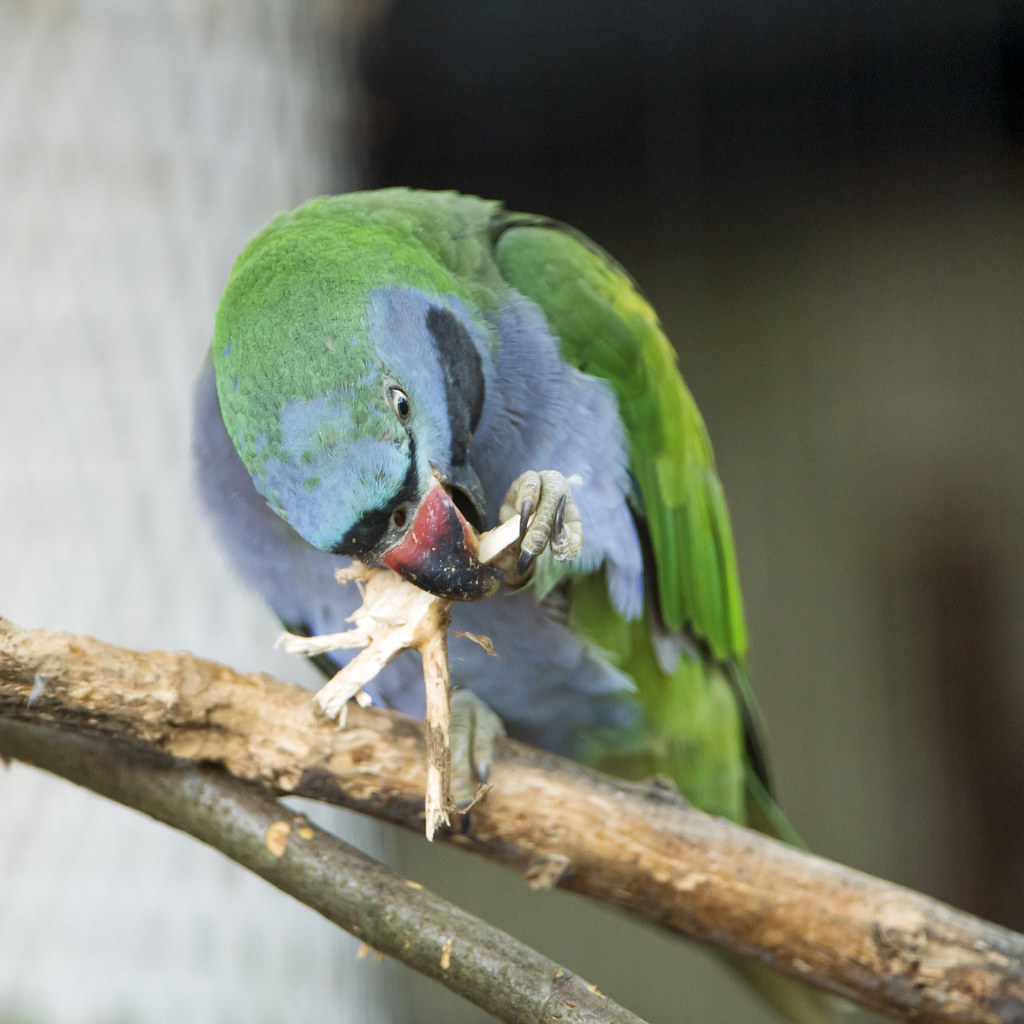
[360,1,1024,1019]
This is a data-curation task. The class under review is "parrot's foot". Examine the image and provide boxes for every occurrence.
[449,689,506,809]
[497,470,583,584]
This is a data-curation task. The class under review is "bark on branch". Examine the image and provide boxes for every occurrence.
[1,617,1022,1024]
[0,717,640,1024]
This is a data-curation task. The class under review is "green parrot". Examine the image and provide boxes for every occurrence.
[195,188,835,1023]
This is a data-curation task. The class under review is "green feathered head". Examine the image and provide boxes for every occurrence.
[211,191,503,599]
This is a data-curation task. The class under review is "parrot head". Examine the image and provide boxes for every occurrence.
[210,198,499,601]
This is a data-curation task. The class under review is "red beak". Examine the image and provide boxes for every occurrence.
[381,477,499,601]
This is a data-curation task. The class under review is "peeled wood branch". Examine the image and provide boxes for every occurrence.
[279,561,466,839]
[1,617,1022,1024]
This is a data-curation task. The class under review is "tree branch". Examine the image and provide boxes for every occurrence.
[0,715,641,1024]
[1,617,1022,1024]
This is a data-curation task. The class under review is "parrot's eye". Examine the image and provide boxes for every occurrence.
[391,505,409,529]
[388,386,411,423]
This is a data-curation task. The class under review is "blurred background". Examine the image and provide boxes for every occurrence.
[1,2,1021,1022]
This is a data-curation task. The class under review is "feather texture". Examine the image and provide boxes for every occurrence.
[197,188,838,1024]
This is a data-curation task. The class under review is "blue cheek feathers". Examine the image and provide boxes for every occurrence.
[254,392,409,551]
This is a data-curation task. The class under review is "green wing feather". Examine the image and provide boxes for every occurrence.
[493,212,844,1024]
[492,218,747,661]
[492,214,801,828]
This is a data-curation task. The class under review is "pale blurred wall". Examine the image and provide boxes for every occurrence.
[0,3,400,1022]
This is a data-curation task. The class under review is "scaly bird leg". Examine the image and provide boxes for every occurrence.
[449,688,507,809]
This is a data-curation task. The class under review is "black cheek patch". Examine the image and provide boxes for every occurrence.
[330,505,393,557]
[331,436,420,557]
[425,306,485,466]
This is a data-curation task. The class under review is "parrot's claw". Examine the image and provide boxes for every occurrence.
[518,498,535,541]
[552,493,567,544]
[498,470,583,583]
[450,689,506,809]
[516,546,538,577]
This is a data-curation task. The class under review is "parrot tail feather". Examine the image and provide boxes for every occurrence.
[720,951,852,1024]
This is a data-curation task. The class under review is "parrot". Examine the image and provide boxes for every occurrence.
[194,188,836,1024]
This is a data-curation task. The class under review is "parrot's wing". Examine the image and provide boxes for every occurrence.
[492,213,850,1024]
[492,213,787,828]
[492,215,746,664]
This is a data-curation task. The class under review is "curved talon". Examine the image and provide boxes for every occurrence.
[552,493,566,545]
[519,498,535,540]
[517,547,538,576]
